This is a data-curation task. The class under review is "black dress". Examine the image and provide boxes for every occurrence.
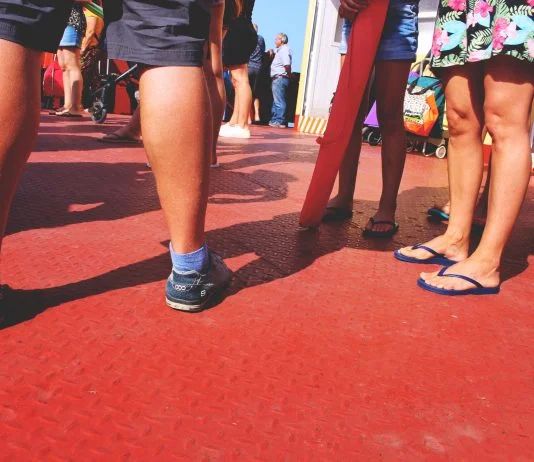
[223,0,258,66]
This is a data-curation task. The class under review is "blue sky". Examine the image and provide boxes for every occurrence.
[252,0,310,72]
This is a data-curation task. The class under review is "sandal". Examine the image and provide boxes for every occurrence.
[427,207,450,221]
[48,107,65,115]
[394,244,457,266]
[98,133,142,144]
[417,267,500,296]
[56,111,83,118]
[363,217,399,238]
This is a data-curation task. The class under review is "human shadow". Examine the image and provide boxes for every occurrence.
[6,162,297,235]
[0,209,390,328]
[4,152,533,329]
[5,183,532,329]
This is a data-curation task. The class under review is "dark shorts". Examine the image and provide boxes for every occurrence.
[248,66,260,97]
[0,1,71,53]
[104,0,210,67]
[0,0,210,66]
[223,17,257,67]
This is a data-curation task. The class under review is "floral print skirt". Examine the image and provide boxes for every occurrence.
[431,0,534,66]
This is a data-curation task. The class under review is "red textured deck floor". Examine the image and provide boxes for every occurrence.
[1,113,534,460]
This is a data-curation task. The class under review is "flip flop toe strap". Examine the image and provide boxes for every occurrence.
[412,244,443,258]
[437,267,483,289]
[369,217,397,228]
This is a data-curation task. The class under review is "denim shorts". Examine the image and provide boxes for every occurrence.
[59,24,83,48]
[339,0,419,61]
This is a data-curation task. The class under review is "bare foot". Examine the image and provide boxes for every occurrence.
[397,232,469,263]
[420,256,500,291]
[326,195,353,212]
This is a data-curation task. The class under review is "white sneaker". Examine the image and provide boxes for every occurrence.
[219,124,235,137]
[219,124,251,139]
[230,126,251,139]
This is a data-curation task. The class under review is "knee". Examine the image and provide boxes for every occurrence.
[483,103,519,142]
[446,105,481,138]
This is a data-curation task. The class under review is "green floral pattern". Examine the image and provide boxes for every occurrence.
[431,0,534,66]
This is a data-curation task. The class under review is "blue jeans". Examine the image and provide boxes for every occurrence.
[270,77,289,125]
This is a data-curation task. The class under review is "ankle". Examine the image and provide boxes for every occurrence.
[469,250,501,271]
[444,228,468,244]
[376,201,397,217]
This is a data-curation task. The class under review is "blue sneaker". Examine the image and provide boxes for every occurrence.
[165,251,231,312]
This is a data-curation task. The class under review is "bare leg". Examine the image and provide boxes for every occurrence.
[0,40,42,274]
[227,77,239,126]
[364,60,412,234]
[437,128,490,222]
[421,56,534,291]
[102,106,141,141]
[398,63,485,263]
[57,48,72,112]
[140,66,212,253]
[253,98,260,122]
[58,47,83,114]
[204,4,225,165]
[229,64,252,129]
[326,105,366,212]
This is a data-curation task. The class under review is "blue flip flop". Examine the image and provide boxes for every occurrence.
[394,244,457,266]
[427,207,449,221]
[417,267,500,296]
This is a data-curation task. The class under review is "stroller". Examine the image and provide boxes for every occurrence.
[362,53,447,158]
[90,62,139,124]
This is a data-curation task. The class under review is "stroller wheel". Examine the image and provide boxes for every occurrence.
[361,126,371,142]
[406,140,416,153]
[91,101,107,124]
[368,131,382,146]
[423,143,437,157]
[435,144,447,159]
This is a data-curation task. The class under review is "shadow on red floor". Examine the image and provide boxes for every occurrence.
[1,114,533,460]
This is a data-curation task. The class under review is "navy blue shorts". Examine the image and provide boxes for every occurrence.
[104,0,211,67]
[0,1,71,53]
[0,0,210,66]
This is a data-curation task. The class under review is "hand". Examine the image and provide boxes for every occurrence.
[339,0,369,20]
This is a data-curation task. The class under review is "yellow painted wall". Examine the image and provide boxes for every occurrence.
[295,0,317,117]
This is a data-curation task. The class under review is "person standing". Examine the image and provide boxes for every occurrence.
[55,1,89,118]
[219,0,257,139]
[248,23,265,124]
[0,0,233,314]
[395,0,533,295]
[323,0,420,240]
[269,33,292,128]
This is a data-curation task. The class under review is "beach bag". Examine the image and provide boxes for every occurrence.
[43,56,64,98]
[403,78,441,137]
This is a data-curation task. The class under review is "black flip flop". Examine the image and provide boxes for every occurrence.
[48,107,65,115]
[98,134,142,144]
[56,112,83,118]
[363,217,399,238]
[322,207,353,223]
